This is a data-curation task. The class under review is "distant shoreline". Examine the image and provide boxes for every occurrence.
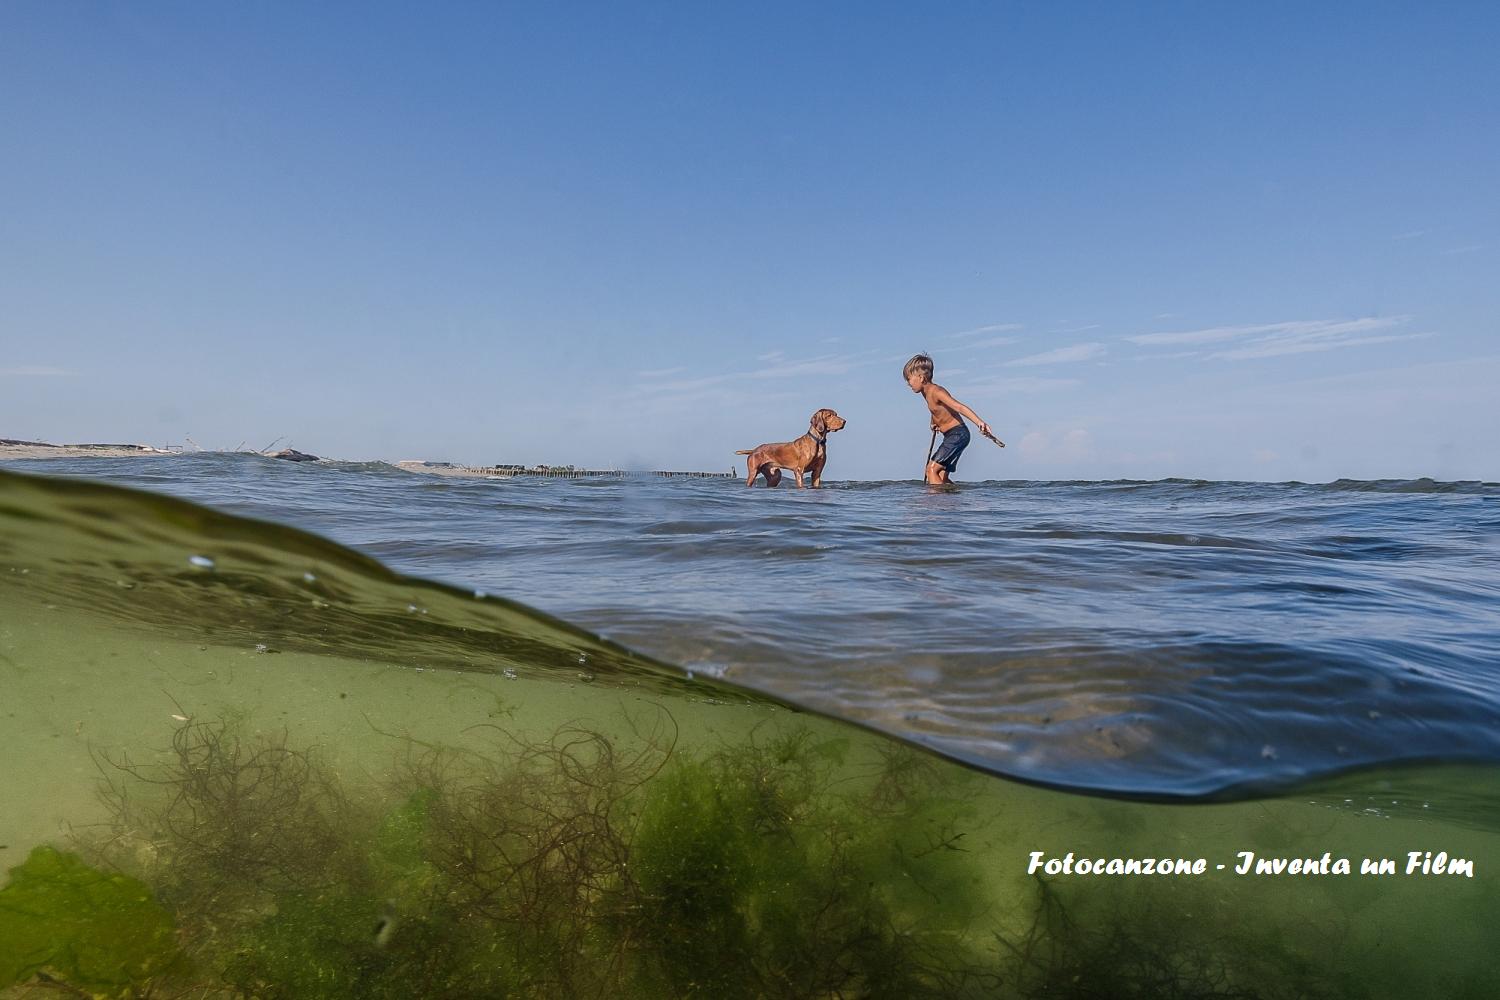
[0,440,736,480]
[0,439,177,459]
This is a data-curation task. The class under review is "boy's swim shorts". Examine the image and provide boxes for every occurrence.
[931,423,970,472]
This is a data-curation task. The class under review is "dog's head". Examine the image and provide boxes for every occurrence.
[811,409,847,436]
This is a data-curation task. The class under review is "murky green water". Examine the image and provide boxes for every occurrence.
[2,468,1496,998]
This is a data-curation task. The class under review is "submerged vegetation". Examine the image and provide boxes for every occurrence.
[0,710,1386,999]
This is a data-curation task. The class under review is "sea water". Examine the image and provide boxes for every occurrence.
[2,457,1497,997]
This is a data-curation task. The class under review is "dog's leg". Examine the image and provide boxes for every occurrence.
[762,466,783,488]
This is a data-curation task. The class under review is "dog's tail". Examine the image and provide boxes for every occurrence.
[734,449,753,455]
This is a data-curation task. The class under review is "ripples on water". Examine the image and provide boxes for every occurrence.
[8,453,1497,797]
[2,460,1499,998]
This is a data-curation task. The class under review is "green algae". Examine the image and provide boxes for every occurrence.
[1,712,1401,999]
[3,712,1000,997]
[627,735,992,998]
[0,846,180,994]
[998,874,1364,1000]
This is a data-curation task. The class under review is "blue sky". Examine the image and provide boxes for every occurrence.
[3,2,1496,481]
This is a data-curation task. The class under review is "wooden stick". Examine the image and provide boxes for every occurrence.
[924,428,938,482]
[980,427,1006,448]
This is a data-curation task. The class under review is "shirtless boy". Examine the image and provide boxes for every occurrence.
[903,353,1003,484]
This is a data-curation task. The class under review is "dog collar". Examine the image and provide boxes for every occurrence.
[808,430,826,443]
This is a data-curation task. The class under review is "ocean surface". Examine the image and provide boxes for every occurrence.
[5,453,1498,800]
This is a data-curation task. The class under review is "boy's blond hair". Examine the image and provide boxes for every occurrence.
[903,353,934,382]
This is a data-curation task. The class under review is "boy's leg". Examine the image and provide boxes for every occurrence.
[929,426,967,484]
[928,432,961,483]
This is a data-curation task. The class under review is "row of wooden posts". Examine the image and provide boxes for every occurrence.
[479,467,736,479]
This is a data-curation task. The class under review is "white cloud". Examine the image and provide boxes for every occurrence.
[1005,343,1106,367]
[626,350,885,408]
[751,353,872,378]
[1127,316,1405,348]
[643,372,734,393]
[955,335,1019,350]
[1126,317,1426,362]
[966,375,1081,393]
[636,366,686,378]
[944,322,1023,340]
[1210,331,1434,361]
[1129,350,1202,361]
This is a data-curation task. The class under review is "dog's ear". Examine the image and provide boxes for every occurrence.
[811,409,828,434]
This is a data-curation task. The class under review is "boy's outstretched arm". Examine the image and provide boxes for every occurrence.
[934,386,998,441]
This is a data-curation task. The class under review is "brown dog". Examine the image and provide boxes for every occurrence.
[736,408,847,488]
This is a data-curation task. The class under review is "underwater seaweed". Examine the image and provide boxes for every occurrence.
[1,707,1424,1000]
[91,717,359,926]
[385,709,679,996]
[623,724,997,999]
[994,874,1369,1000]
